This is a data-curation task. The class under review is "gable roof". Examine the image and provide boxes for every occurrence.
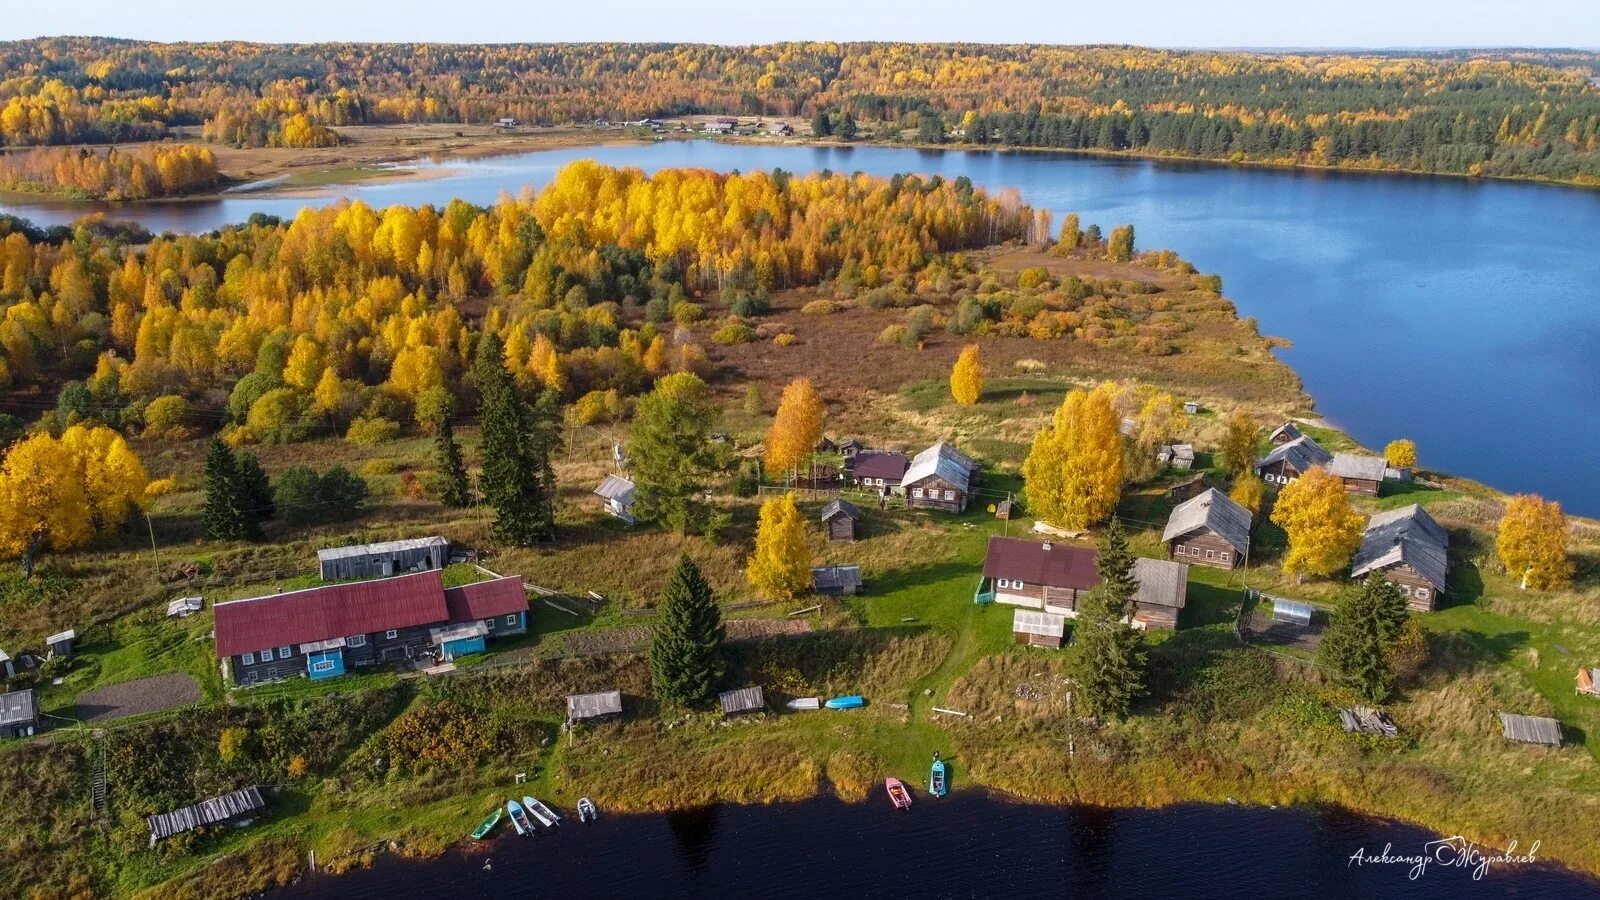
[214,570,448,657]
[593,474,635,501]
[1256,435,1332,473]
[821,498,860,522]
[983,536,1099,592]
[1162,488,1252,555]
[812,565,863,593]
[316,536,446,564]
[1269,422,1303,443]
[0,689,35,726]
[1351,504,1449,591]
[850,451,909,482]
[443,576,528,623]
[903,442,976,492]
[1133,557,1188,611]
[1328,453,1388,482]
[1500,712,1561,746]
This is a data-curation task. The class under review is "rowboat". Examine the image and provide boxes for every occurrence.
[825,695,865,709]
[471,807,503,840]
[929,753,948,798]
[786,697,821,710]
[505,799,534,837]
[577,797,598,823]
[523,796,562,827]
[885,777,912,810]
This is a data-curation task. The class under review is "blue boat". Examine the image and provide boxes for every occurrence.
[505,799,534,837]
[825,695,865,709]
[929,752,948,798]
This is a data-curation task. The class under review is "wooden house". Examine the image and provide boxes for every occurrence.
[719,686,765,716]
[1162,488,1251,570]
[838,439,865,461]
[978,536,1099,616]
[0,689,37,738]
[317,536,447,581]
[1168,474,1211,503]
[1577,668,1600,698]
[593,474,637,524]
[820,498,860,541]
[849,451,908,492]
[1254,435,1332,486]
[566,690,623,725]
[1352,504,1449,611]
[812,565,863,596]
[213,572,528,686]
[147,786,265,847]
[1328,453,1388,495]
[46,629,76,660]
[1268,422,1303,445]
[903,442,978,513]
[1131,558,1189,630]
[816,437,837,453]
[1499,712,1561,748]
[1157,443,1195,470]
[1012,610,1068,648]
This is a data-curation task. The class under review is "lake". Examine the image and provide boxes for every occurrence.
[273,794,1590,899]
[5,142,1599,513]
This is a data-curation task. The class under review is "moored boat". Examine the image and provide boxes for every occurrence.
[825,695,865,709]
[885,777,912,810]
[786,697,822,710]
[471,806,504,840]
[505,799,534,836]
[578,797,598,823]
[929,753,947,798]
[523,796,562,827]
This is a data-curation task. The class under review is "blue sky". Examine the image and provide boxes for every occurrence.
[2,0,1596,48]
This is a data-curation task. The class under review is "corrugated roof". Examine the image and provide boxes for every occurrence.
[0,689,35,726]
[903,442,975,492]
[850,451,909,482]
[1351,504,1449,591]
[443,576,528,623]
[1500,712,1562,746]
[982,536,1099,592]
[1255,435,1332,473]
[594,474,636,501]
[1162,488,1252,556]
[1012,609,1067,638]
[316,536,447,563]
[46,629,76,645]
[812,565,863,592]
[1328,453,1388,482]
[567,690,623,720]
[1269,422,1303,443]
[821,498,860,522]
[1133,558,1188,611]
[719,686,765,714]
[214,570,448,657]
[147,786,265,842]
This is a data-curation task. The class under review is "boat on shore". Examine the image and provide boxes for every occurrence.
[505,800,534,837]
[471,807,504,840]
[578,797,598,823]
[825,695,865,709]
[786,697,821,710]
[524,796,562,827]
[885,778,912,811]
[929,753,947,798]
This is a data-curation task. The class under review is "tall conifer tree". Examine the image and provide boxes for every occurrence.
[202,438,257,540]
[473,333,557,546]
[650,555,727,707]
[1068,519,1148,720]
[433,397,472,508]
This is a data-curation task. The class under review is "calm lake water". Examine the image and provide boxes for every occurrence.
[5,142,1599,513]
[274,794,1592,899]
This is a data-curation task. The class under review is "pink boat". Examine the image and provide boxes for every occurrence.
[885,777,912,811]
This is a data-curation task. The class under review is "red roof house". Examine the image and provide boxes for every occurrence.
[214,570,449,658]
[444,576,529,623]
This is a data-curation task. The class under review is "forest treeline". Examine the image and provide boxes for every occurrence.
[0,144,220,200]
[0,162,1032,444]
[1,39,1599,182]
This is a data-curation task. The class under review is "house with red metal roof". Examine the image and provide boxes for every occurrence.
[213,571,528,686]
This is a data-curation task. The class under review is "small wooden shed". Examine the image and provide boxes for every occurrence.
[46,629,76,660]
[1578,667,1600,697]
[566,689,623,725]
[820,499,860,541]
[146,786,266,847]
[994,499,1013,520]
[167,597,205,618]
[1012,610,1068,649]
[0,689,37,738]
[812,565,863,596]
[1499,712,1562,747]
[719,686,765,717]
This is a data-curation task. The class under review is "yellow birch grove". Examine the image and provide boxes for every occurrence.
[1496,494,1573,590]
[0,424,148,573]
[1270,466,1365,578]
[747,494,814,602]
[764,378,825,477]
[950,344,983,405]
[1021,383,1124,530]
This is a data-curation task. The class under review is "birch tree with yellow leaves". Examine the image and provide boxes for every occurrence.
[1022,383,1124,530]
[0,425,148,575]
[1271,467,1365,579]
[747,493,814,603]
[1496,494,1573,591]
[950,344,983,405]
[763,378,825,479]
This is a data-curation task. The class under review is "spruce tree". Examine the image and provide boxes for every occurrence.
[1068,519,1148,720]
[236,451,274,521]
[473,333,557,546]
[1319,574,1409,702]
[650,555,727,708]
[433,399,472,508]
[202,438,258,540]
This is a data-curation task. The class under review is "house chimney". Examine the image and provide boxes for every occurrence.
[1042,542,1052,551]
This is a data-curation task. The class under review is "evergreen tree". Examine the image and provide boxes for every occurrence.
[433,398,472,507]
[650,555,727,708]
[473,333,558,546]
[810,109,832,138]
[1068,519,1148,720]
[236,451,274,520]
[1319,574,1410,702]
[629,372,720,533]
[838,112,858,141]
[202,438,257,540]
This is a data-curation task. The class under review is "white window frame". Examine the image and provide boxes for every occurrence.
[943,490,955,501]
[912,488,924,498]
[347,634,368,648]
[311,659,335,674]
[259,648,274,662]
[241,652,255,665]
[279,646,291,659]
[1219,552,1230,563]
[1205,549,1215,559]
[484,619,495,628]
[385,629,398,640]
[1415,587,1431,600]
[506,614,519,625]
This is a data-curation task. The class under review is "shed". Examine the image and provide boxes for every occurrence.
[1168,474,1210,503]
[566,690,623,725]
[1499,712,1562,747]
[167,596,205,618]
[1012,610,1068,648]
[719,686,765,716]
[812,565,863,596]
[1131,558,1189,630]
[1272,598,1314,627]
[1579,668,1600,697]
[317,536,447,581]
[1183,401,1201,415]
[1157,444,1195,470]
[1328,453,1388,495]
[816,437,837,453]
[146,786,266,847]
[0,649,13,679]
[0,689,37,738]
[1339,706,1398,737]
[995,499,1014,520]
[46,629,76,659]
[820,498,860,541]
[593,474,637,524]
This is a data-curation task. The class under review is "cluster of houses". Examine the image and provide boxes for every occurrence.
[1255,422,1407,496]
[835,440,982,512]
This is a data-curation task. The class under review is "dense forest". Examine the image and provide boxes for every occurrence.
[0,40,1598,182]
[0,143,220,199]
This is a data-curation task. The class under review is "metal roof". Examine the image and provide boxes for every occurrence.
[567,690,623,720]
[983,536,1099,592]
[812,565,863,592]
[430,621,489,644]
[593,474,636,501]
[1133,558,1188,611]
[903,442,975,492]
[213,570,449,657]
[1269,422,1303,443]
[1328,453,1389,482]
[719,686,765,714]
[167,597,204,617]
[850,451,910,482]
[820,498,860,522]
[1162,488,1252,556]
[1273,598,1314,626]
[46,629,76,645]
[147,786,265,843]
[1255,435,1332,474]
[315,536,447,563]
[443,576,528,623]
[1351,504,1449,592]
[1012,609,1067,638]
[0,689,35,726]
[1500,712,1562,747]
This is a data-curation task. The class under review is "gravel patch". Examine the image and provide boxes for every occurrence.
[75,672,202,723]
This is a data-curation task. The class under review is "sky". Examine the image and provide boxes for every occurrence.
[2,0,1597,48]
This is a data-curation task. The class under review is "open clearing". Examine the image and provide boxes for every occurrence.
[74,672,203,724]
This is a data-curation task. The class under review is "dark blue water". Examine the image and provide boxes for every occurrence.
[5,143,1599,513]
[273,794,1592,898]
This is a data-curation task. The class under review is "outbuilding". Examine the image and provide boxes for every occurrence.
[1268,422,1303,445]
[812,565,864,596]
[820,498,860,541]
[167,597,204,618]
[1012,610,1068,648]
[1499,712,1562,748]
[0,689,37,738]
[1328,453,1388,495]
[1272,597,1315,627]
[566,690,623,725]
[46,629,76,660]
[317,536,448,581]
[594,474,637,525]
[719,686,766,716]
[146,786,266,847]
[1131,558,1189,630]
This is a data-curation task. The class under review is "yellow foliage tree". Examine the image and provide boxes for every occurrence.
[0,425,148,575]
[950,344,983,405]
[747,493,813,602]
[1021,383,1124,529]
[1270,467,1365,579]
[1496,494,1573,591]
[1384,439,1417,469]
[281,335,324,391]
[1228,475,1267,517]
[764,377,825,477]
